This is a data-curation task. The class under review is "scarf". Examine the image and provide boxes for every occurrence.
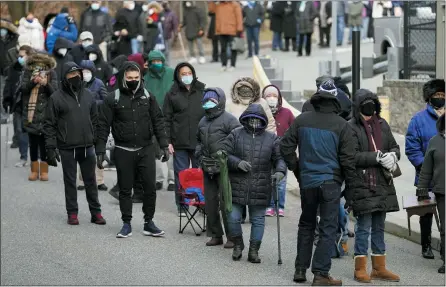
[360,115,382,189]
[27,84,41,123]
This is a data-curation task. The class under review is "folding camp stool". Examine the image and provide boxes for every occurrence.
[178,168,207,236]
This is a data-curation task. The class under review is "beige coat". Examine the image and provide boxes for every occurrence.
[226,77,276,134]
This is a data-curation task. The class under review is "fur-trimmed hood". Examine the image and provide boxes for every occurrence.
[353,88,382,120]
[231,77,261,105]
[0,19,18,34]
[25,52,57,71]
[148,1,164,13]
[423,79,445,102]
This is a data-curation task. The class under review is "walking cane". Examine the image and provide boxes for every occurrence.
[272,177,283,265]
[3,107,11,168]
[177,33,188,61]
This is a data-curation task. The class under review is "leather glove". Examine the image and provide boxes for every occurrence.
[96,153,105,169]
[379,152,396,170]
[237,160,252,172]
[46,149,60,167]
[416,188,430,201]
[161,148,170,162]
[272,172,285,182]
[67,16,75,24]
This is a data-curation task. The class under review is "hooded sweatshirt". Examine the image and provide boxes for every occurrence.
[84,44,112,83]
[163,62,206,150]
[52,37,74,82]
[144,50,174,108]
[17,17,45,50]
[226,77,276,133]
[80,60,108,106]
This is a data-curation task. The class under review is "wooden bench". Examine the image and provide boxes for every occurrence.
[403,192,440,236]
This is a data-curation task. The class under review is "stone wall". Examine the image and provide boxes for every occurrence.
[376,79,426,134]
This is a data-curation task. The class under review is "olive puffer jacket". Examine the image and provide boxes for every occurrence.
[222,103,287,207]
[195,87,241,163]
[348,89,400,216]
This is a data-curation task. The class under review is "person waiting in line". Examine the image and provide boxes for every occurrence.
[222,103,286,264]
[196,88,241,249]
[179,1,207,65]
[406,79,445,260]
[242,1,264,58]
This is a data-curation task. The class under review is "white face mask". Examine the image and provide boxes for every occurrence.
[82,40,93,48]
[89,53,98,61]
[58,48,68,56]
[266,97,278,108]
[82,70,93,82]
[142,4,148,11]
[128,2,135,10]
[185,2,192,7]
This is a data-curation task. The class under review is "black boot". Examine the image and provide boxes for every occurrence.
[232,236,244,261]
[420,215,434,259]
[248,240,262,263]
[293,268,307,283]
[439,262,445,274]
[422,244,435,259]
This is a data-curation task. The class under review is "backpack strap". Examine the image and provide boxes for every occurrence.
[114,88,150,105]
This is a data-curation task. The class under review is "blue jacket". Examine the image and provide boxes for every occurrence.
[80,60,107,106]
[405,104,439,185]
[46,14,78,54]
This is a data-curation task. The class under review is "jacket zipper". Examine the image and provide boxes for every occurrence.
[246,131,255,204]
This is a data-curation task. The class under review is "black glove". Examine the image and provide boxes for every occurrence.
[97,153,105,169]
[237,160,252,172]
[67,16,75,24]
[161,148,169,162]
[416,188,430,201]
[46,149,60,167]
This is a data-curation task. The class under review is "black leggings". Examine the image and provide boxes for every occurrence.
[29,133,46,162]
[219,35,237,67]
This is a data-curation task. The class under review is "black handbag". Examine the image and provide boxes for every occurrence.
[201,156,220,175]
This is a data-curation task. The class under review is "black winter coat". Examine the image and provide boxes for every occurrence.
[270,2,285,33]
[44,62,98,150]
[195,87,241,162]
[182,6,207,41]
[163,62,206,150]
[243,3,264,27]
[79,8,113,44]
[207,12,216,39]
[21,69,58,136]
[2,61,23,113]
[95,61,168,154]
[348,89,400,216]
[85,45,112,84]
[52,38,75,84]
[70,45,87,66]
[0,20,18,75]
[223,104,287,207]
[282,1,297,38]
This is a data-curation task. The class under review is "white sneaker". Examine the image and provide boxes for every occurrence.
[188,57,197,64]
[228,66,235,72]
[221,66,227,72]
[198,56,206,64]
[15,159,28,167]
[178,212,187,217]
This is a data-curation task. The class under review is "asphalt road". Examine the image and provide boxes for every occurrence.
[1,48,445,286]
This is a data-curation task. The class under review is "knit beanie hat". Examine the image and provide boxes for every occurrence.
[318,79,338,96]
[203,90,219,103]
[263,85,280,97]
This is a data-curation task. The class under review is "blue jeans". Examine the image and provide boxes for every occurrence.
[246,26,260,56]
[354,211,386,256]
[228,203,266,242]
[270,175,287,209]
[272,31,283,50]
[295,181,341,275]
[361,17,370,40]
[14,112,28,160]
[173,149,198,210]
[348,25,361,42]
[337,15,345,45]
[131,38,140,54]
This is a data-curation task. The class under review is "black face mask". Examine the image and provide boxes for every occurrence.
[430,98,445,109]
[67,76,82,92]
[360,102,375,117]
[126,80,139,91]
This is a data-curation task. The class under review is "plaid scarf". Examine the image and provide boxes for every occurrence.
[27,84,41,123]
[360,115,382,190]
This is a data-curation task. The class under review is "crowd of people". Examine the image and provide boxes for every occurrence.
[0,1,444,286]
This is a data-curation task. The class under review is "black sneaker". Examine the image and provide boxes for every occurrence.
[77,185,85,191]
[116,223,132,238]
[167,183,175,192]
[156,182,163,190]
[10,142,18,149]
[143,221,165,237]
[98,184,108,191]
[109,185,119,200]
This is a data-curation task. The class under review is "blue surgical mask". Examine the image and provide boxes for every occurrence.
[181,75,193,85]
[0,29,7,37]
[18,57,26,66]
[202,101,217,110]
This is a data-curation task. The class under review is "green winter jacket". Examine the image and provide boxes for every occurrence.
[143,50,175,107]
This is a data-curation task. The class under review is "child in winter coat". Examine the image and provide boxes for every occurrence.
[222,103,286,263]
[77,60,108,192]
[417,114,445,274]
[262,84,295,217]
